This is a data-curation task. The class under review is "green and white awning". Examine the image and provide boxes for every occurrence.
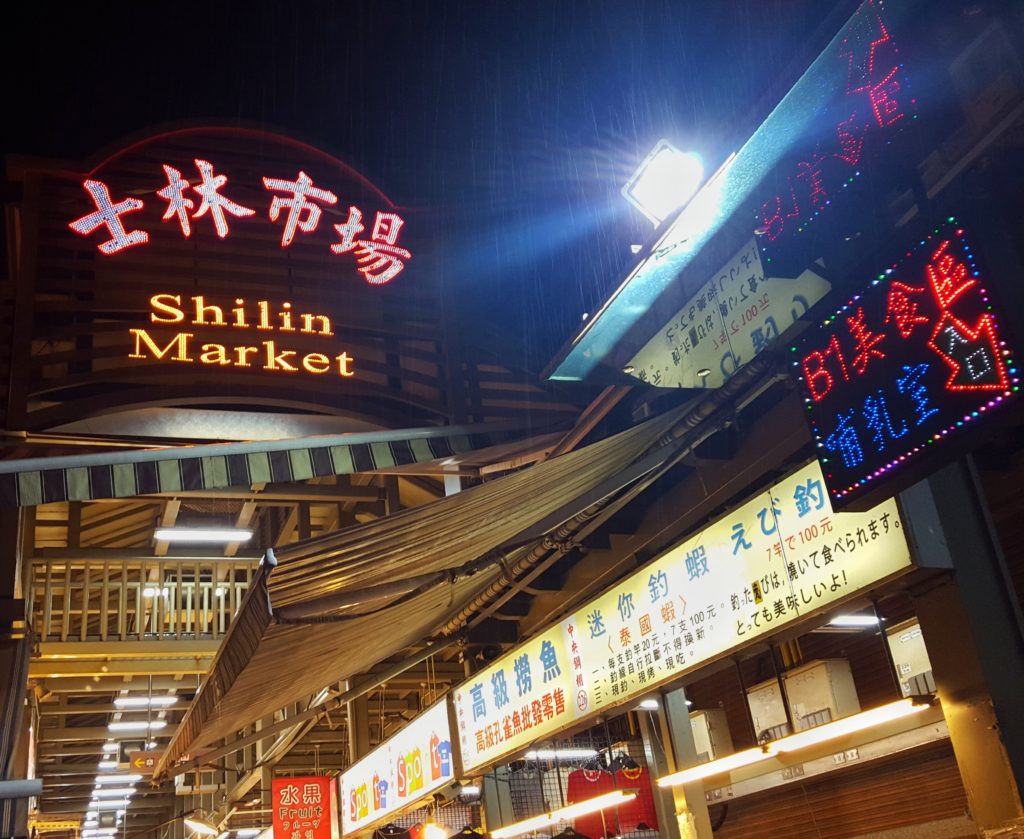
[0,423,539,506]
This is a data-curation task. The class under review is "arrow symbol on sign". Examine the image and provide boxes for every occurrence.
[927,312,1009,392]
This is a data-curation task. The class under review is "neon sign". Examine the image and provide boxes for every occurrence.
[756,0,915,248]
[69,158,411,285]
[129,294,355,378]
[795,219,1019,504]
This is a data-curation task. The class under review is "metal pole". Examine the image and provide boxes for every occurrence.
[0,779,43,799]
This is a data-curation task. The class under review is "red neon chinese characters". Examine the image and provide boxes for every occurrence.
[869,66,905,128]
[926,240,976,310]
[847,307,886,374]
[834,113,868,167]
[68,180,149,254]
[262,170,339,247]
[332,207,412,285]
[802,334,850,402]
[157,165,196,237]
[796,150,828,209]
[884,281,929,339]
[192,159,255,238]
[928,312,1009,392]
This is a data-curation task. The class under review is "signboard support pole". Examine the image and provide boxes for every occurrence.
[344,680,371,764]
[903,459,1024,834]
[660,688,713,839]
[480,768,512,834]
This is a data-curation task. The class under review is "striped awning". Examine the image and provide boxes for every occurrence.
[157,408,686,776]
[0,422,541,506]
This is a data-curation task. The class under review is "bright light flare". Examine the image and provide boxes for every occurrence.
[622,140,704,225]
[155,527,252,543]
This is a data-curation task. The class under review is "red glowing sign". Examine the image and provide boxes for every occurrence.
[272,776,337,839]
[757,0,913,245]
[796,219,1019,505]
[69,158,412,285]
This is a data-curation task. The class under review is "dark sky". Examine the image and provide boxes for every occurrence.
[7,0,837,369]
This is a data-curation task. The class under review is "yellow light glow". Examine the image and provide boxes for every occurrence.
[772,697,930,753]
[658,697,933,788]
[423,822,447,839]
[490,790,636,839]
[656,746,774,787]
[184,816,219,836]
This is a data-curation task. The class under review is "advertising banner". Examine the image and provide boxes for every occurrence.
[272,775,337,839]
[627,238,830,389]
[456,460,911,771]
[339,699,454,836]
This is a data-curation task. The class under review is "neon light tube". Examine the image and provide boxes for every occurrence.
[490,790,637,839]
[114,696,177,708]
[155,528,252,543]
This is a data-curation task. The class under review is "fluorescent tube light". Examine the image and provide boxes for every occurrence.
[657,746,774,787]
[658,697,932,788]
[155,527,252,543]
[828,614,880,628]
[638,699,659,710]
[92,787,137,797]
[97,760,118,770]
[772,697,929,753]
[102,743,119,753]
[94,774,142,784]
[236,830,262,838]
[490,790,636,839]
[108,721,166,732]
[459,784,481,797]
[524,748,598,761]
[114,696,177,708]
[90,800,132,810]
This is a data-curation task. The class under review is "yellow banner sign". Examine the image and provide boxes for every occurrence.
[454,460,911,771]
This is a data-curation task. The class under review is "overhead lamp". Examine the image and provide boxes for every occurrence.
[108,721,167,732]
[622,139,704,226]
[236,830,262,838]
[459,784,481,798]
[102,743,119,753]
[97,760,118,770]
[94,774,142,784]
[490,790,636,839]
[637,699,659,710]
[658,697,932,788]
[523,748,598,761]
[114,696,177,708]
[155,527,252,543]
[828,614,880,628]
[146,741,158,749]
[92,787,137,797]
[142,587,170,598]
[90,800,132,810]
[184,812,220,836]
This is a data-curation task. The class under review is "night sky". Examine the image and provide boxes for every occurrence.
[7,0,838,370]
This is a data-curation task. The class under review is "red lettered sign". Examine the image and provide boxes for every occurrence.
[272,776,338,839]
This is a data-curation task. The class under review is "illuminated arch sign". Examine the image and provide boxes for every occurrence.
[59,126,415,385]
[794,218,1019,507]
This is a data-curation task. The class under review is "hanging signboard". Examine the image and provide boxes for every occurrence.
[272,775,338,839]
[795,218,1019,507]
[626,239,830,388]
[455,460,912,772]
[339,699,455,836]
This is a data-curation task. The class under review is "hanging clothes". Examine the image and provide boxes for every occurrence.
[613,766,659,832]
[565,768,618,839]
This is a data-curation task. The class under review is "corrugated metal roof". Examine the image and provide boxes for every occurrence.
[158,409,686,775]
